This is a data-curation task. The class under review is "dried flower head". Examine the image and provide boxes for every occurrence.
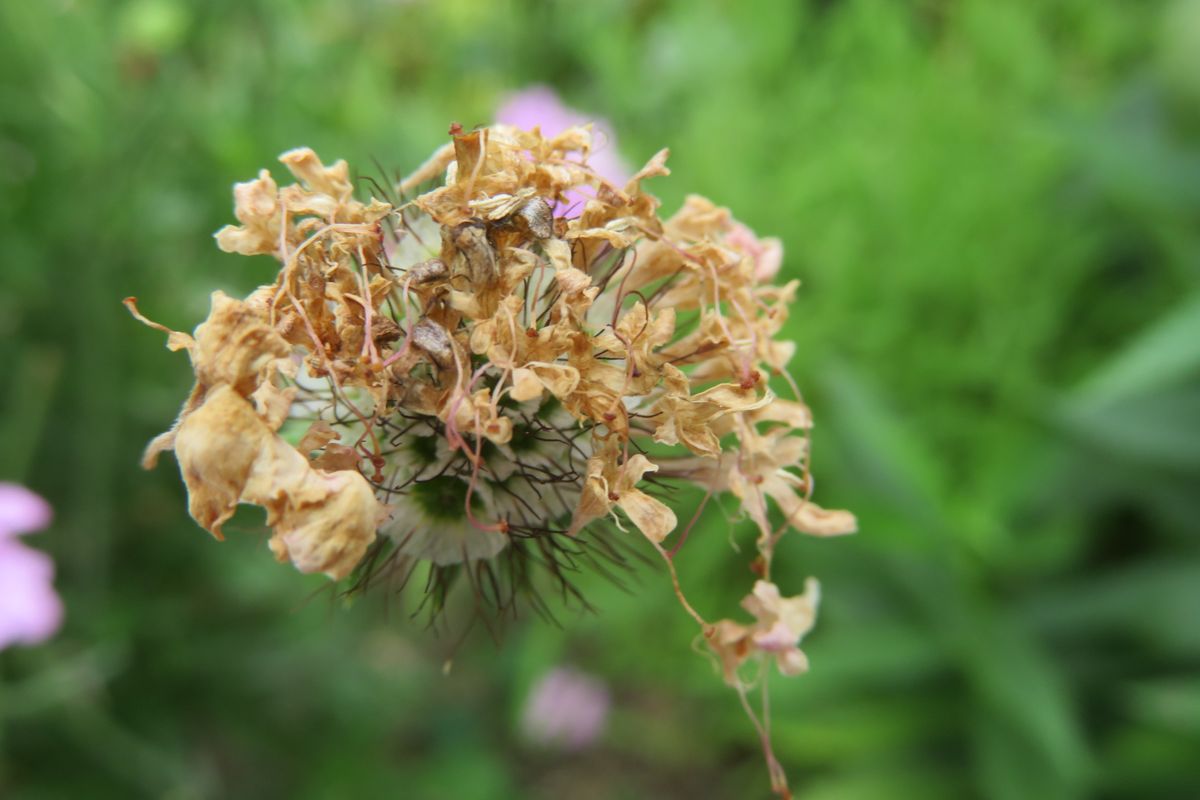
[129,121,855,797]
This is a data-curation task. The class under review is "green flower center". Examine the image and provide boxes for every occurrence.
[409,475,478,522]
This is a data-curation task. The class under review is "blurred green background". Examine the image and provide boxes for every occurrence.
[3,0,1200,797]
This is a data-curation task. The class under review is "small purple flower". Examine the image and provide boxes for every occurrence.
[521,666,610,750]
[0,483,62,650]
[496,85,630,189]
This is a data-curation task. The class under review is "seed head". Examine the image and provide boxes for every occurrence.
[129,123,857,798]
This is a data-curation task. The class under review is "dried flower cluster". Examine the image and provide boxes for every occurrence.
[129,123,854,797]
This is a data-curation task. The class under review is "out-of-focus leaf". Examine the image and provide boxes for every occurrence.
[1072,292,1200,406]
[1124,678,1200,735]
[966,613,1090,800]
[1059,387,1200,469]
[801,765,960,800]
[817,361,944,534]
[772,693,951,763]
[1020,560,1200,655]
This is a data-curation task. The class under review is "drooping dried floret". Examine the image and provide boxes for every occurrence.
[130,124,855,797]
[708,578,820,685]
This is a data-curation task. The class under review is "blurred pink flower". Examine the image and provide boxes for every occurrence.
[496,85,630,199]
[0,483,62,650]
[521,666,610,750]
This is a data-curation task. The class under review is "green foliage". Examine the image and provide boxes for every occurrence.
[2,0,1198,797]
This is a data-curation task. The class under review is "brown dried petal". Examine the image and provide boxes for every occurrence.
[174,386,267,538]
[624,148,671,195]
[447,388,513,445]
[175,386,380,578]
[296,420,340,455]
[311,444,362,473]
[250,380,298,431]
[214,170,281,256]
[398,141,455,195]
[610,454,676,543]
[508,362,581,403]
[279,147,353,203]
[123,297,195,354]
[267,469,380,580]
[767,481,858,537]
[193,291,291,397]
[509,367,545,403]
[569,450,676,542]
[653,382,771,458]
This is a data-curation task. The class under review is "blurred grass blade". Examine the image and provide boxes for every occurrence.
[1073,292,1200,407]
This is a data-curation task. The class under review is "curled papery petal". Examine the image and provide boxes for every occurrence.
[706,579,820,685]
[267,469,384,579]
[279,147,354,202]
[771,486,858,537]
[509,363,580,403]
[652,381,772,458]
[192,291,292,396]
[174,387,268,537]
[570,449,676,543]
[612,455,676,544]
[215,169,281,256]
[175,385,381,579]
[615,487,676,543]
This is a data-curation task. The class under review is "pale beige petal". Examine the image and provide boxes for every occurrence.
[774,647,810,677]
[173,386,272,538]
[765,476,857,537]
[509,367,545,402]
[251,380,298,431]
[279,147,353,202]
[617,488,676,544]
[567,455,612,535]
[624,148,671,193]
[529,363,580,398]
[193,291,291,396]
[398,141,455,195]
[174,385,380,578]
[214,170,280,256]
[267,469,380,580]
[706,619,754,686]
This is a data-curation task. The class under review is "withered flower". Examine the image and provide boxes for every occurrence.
[707,578,820,685]
[130,122,854,798]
